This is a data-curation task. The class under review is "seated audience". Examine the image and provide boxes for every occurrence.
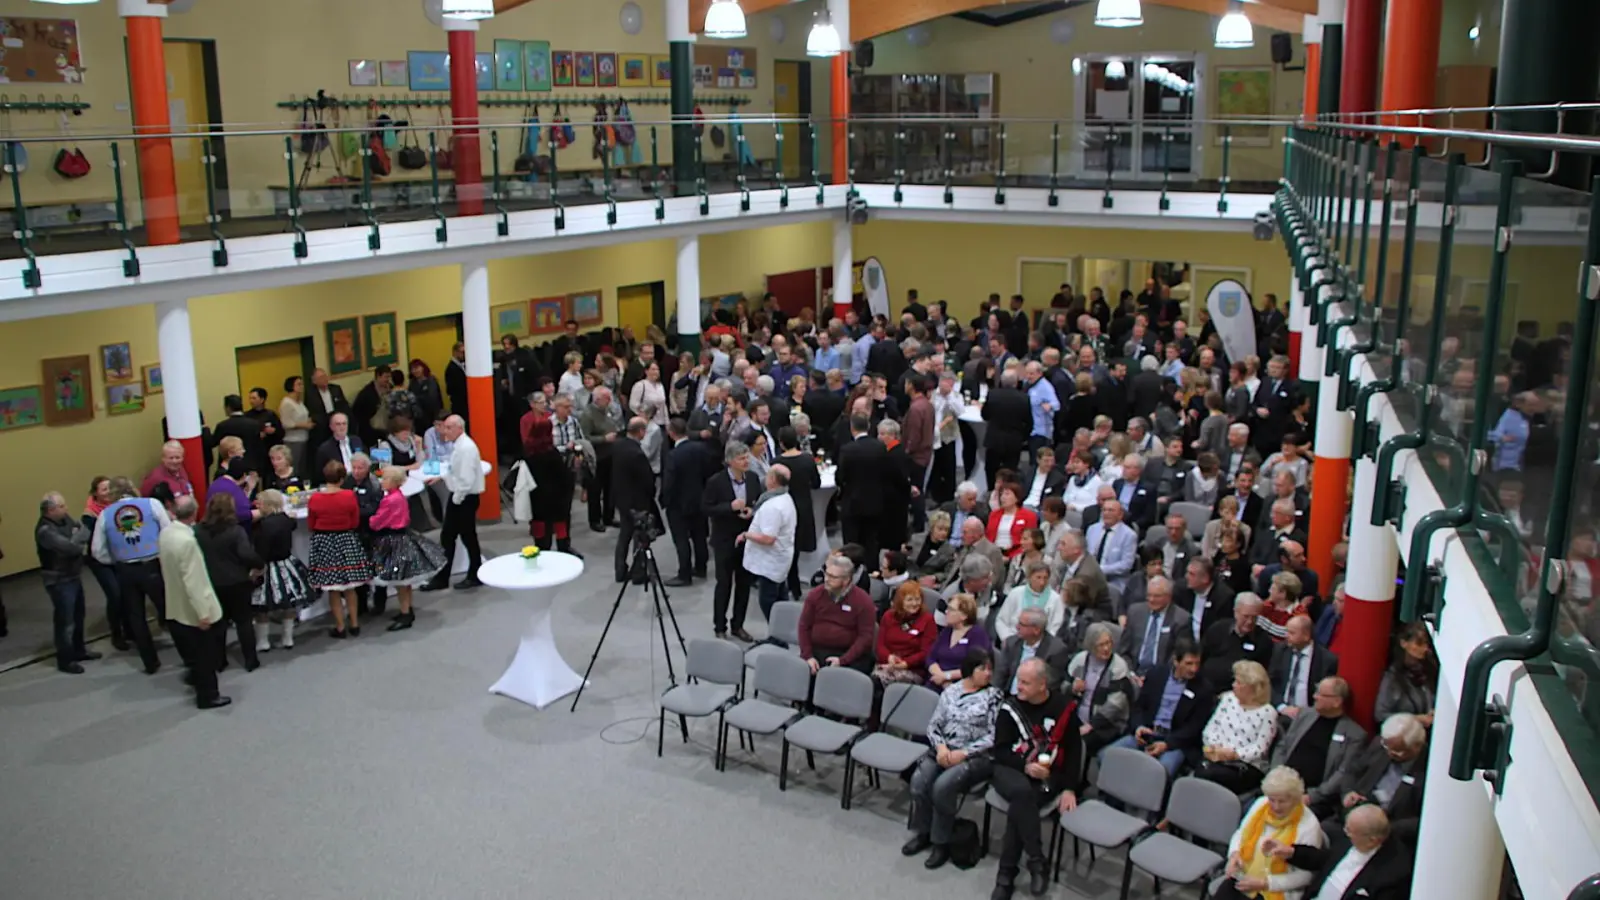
[1256,539,1321,606]
[1145,512,1201,581]
[903,648,1000,870]
[874,581,936,684]
[1119,575,1192,678]
[940,553,1000,633]
[1216,766,1327,900]
[1056,577,1104,650]
[1085,498,1139,593]
[1202,593,1275,687]
[1203,493,1254,558]
[1197,659,1277,793]
[1269,676,1368,809]
[987,482,1040,559]
[939,517,1006,592]
[797,554,877,674]
[926,592,992,688]
[937,481,991,545]
[993,607,1072,696]
[1270,615,1340,714]
[1066,621,1135,761]
[1001,528,1048,593]
[1050,529,1111,617]
[1282,805,1412,900]
[1213,521,1256,596]
[1176,557,1236,643]
[1374,621,1437,727]
[989,658,1082,900]
[1257,570,1309,641]
[1314,583,1345,649]
[916,510,953,576]
[1320,713,1429,843]
[995,561,1061,642]
[1107,638,1214,778]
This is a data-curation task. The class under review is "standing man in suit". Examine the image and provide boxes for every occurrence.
[611,418,659,584]
[981,371,1033,478]
[1119,576,1192,678]
[1268,676,1368,811]
[992,606,1072,696]
[213,394,267,478]
[445,342,470,422]
[1279,806,1412,900]
[704,439,761,642]
[1174,557,1235,642]
[835,413,889,567]
[1250,355,1297,457]
[422,416,484,591]
[1104,638,1214,778]
[304,367,352,456]
[1270,615,1340,713]
[313,413,365,478]
[660,418,715,586]
[1084,499,1139,593]
[1218,424,1263,487]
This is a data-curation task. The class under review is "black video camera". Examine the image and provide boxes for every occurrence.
[631,509,662,547]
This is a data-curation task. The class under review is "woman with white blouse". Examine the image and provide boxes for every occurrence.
[994,560,1062,642]
[628,360,668,427]
[278,375,314,477]
[1197,659,1278,794]
[557,352,586,398]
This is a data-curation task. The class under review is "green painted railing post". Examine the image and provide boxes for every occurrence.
[651,126,665,220]
[601,133,618,226]
[694,135,708,216]
[943,126,955,205]
[1450,171,1600,788]
[811,122,823,207]
[201,138,228,267]
[1217,125,1232,213]
[1101,128,1116,209]
[427,132,447,244]
[1352,145,1424,456]
[892,125,905,204]
[281,136,308,259]
[550,131,565,231]
[1336,141,1399,409]
[995,124,1008,206]
[1048,122,1061,208]
[1159,127,1172,211]
[5,142,40,289]
[359,131,379,251]
[490,131,509,237]
[1323,140,1378,357]
[109,142,141,277]
[775,123,789,209]
[735,125,750,212]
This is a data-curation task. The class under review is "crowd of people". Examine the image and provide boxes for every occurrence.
[14,279,1442,897]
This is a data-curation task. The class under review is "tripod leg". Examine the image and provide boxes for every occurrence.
[678,713,689,743]
[647,552,688,651]
[570,577,633,713]
[647,570,679,688]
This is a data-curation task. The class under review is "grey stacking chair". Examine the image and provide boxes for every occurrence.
[744,601,802,670]
[719,652,812,771]
[844,683,940,810]
[982,786,1063,873]
[657,639,744,762]
[1063,508,1084,531]
[1055,746,1167,880]
[1170,502,1213,539]
[779,666,874,793]
[1121,776,1243,900]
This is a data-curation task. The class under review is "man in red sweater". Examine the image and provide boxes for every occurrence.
[798,555,877,674]
[902,373,936,535]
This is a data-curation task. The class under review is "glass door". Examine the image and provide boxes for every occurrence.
[1075,53,1203,180]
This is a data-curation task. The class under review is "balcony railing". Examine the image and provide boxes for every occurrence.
[1274,110,1600,813]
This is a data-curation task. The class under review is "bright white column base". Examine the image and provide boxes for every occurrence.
[480,552,587,710]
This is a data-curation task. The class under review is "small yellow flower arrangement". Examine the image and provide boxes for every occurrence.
[521,545,541,568]
[285,486,300,495]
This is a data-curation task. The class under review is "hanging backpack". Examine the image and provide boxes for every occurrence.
[434,107,454,171]
[51,112,89,179]
[591,99,610,161]
[365,100,392,177]
[297,97,328,155]
[514,104,538,172]
[613,100,636,147]
[692,104,706,139]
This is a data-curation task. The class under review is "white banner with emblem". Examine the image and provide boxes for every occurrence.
[1205,279,1257,364]
[862,257,890,320]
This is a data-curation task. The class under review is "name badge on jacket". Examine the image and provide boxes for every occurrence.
[1332,733,1346,743]
[1182,689,1195,699]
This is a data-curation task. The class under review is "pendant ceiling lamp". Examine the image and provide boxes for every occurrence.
[1104,59,1127,80]
[441,0,495,20]
[30,0,99,4]
[704,0,748,39]
[1215,4,1255,48]
[1094,0,1142,28]
[806,11,842,57]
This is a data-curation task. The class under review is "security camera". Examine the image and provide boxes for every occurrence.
[1253,211,1275,241]
[848,196,870,225]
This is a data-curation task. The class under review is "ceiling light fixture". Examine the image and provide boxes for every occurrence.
[441,0,494,20]
[704,0,748,39]
[1094,0,1143,28]
[1215,4,1255,48]
[1104,59,1127,80]
[806,10,842,57]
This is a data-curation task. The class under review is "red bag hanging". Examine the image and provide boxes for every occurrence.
[53,147,90,179]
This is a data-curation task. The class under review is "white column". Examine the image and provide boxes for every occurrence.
[828,0,852,50]
[664,0,693,42]
[462,261,492,379]
[833,217,852,311]
[156,299,200,440]
[1411,677,1505,898]
[1299,298,1324,385]
[117,0,167,16]
[1346,456,1397,600]
[676,234,701,343]
[1315,349,1353,459]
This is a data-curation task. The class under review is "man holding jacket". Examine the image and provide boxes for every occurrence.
[36,492,98,675]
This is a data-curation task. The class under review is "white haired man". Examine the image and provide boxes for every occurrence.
[422,415,484,591]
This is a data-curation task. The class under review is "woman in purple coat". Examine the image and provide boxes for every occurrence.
[926,592,992,688]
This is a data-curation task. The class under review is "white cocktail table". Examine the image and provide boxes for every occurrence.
[479,551,587,709]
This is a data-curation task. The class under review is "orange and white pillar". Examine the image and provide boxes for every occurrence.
[445,15,484,216]
[1379,0,1444,144]
[829,0,850,184]
[1341,448,1398,726]
[1289,280,1310,384]
[121,0,180,246]
[461,261,501,520]
[1307,332,1352,593]
[1301,14,1322,123]
[156,299,207,504]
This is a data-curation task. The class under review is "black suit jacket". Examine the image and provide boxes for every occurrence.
[1251,378,1297,452]
[350,382,385,445]
[1215,490,1264,533]
[1331,740,1428,842]
[1174,581,1236,639]
[867,339,905,385]
[1111,478,1157,532]
[445,359,469,416]
[702,467,763,550]
[981,388,1033,454]
[801,392,846,454]
[993,632,1072,694]
[1251,526,1308,567]
[1291,833,1413,900]
[611,437,657,515]
[1129,371,1167,419]
[1129,667,1216,763]
[1019,465,1067,505]
[312,435,366,481]
[661,438,719,517]
[835,434,890,519]
[213,415,266,476]
[305,384,351,449]
[1269,642,1341,707]
[1095,377,1130,431]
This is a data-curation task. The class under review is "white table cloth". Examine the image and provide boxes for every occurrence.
[798,464,838,578]
[479,551,588,709]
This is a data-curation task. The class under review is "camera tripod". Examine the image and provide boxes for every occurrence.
[570,538,686,712]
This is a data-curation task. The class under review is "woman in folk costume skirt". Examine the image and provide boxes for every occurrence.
[369,469,448,632]
[306,460,373,639]
[250,490,312,651]
[522,393,581,555]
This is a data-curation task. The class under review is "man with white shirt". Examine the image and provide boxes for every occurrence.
[1084,499,1138,592]
[1277,805,1411,900]
[1060,450,1104,514]
[423,416,484,591]
[313,413,365,482]
[1018,447,1065,512]
[928,372,966,504]
[741,464,797,621]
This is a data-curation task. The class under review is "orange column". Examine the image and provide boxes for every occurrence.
[124,11,180,246]
[1303,43,1322,123]
[1380,0,1444,146]
[831,54,850,184]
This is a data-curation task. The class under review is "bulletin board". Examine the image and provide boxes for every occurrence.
[692,44,757,90]
[0,17,84,84]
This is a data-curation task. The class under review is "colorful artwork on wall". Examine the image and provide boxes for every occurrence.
[325,318,363,375]
[40,355,92,426]
[530,296,567,334]
[407,50,450,92]
[0,385,43,431]
[142,363,163,395]
[107,382,145,416]
[0,17,83,84]
[493,40,523,91]
[568,290,603,325]
[348,59,378,87]
[525,41,552,91]
[1215,67,1273,145]
[363,313,398,368]
[380,60,409,87]
[620,54,649,88]
[476,52,494,91]
[552,50,575,88]
[575,51,596,87]
[596,52,618,87]
[99,342,132,382]
[650,55,672,87]
[492,302,529,338]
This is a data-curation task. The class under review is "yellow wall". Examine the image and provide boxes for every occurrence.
[854,220,1296,325]
[866,4,1304,182]
[0,0,833,211]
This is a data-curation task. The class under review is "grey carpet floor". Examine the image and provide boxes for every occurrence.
[0,521,1184,900]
